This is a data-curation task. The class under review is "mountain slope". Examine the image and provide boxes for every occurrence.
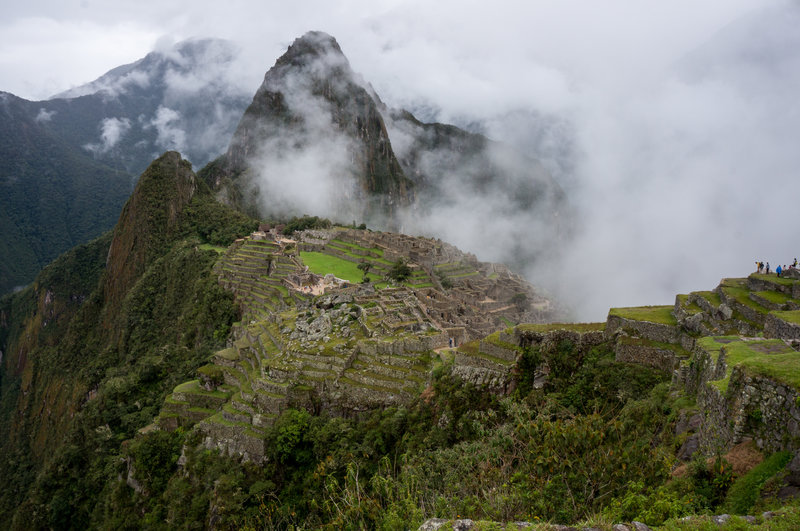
[0,152,257,527]
[0,92,133,295]
[46,38,251,175]
[0,38,251,296]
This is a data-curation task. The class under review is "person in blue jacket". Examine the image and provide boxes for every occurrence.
[777,264,783,277]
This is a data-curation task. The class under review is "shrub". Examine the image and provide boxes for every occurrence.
[723,451,792,514]
[282,215,332,236]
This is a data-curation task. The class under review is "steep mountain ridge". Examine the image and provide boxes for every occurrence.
[102,151,198,320]
[214,31,413,222]
[0,152,256,526]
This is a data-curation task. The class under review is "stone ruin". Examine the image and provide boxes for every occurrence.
[157,228,559,462]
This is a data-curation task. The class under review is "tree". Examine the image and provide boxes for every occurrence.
[386,258,411,283]
[357,261,372,282]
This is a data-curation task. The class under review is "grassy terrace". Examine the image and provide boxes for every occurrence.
[205,412,267,439]
[696,336,739,363]
[608,305,678,325]
[457,339,516,367]
[720,285,770,315]
[676,294,704,315]
[693,290,721,308]
[697,337,800,393]
[516,322,606,334]
[750,273,800,287]
[771,310,800,325]
[484,329,522,352]
[754,290,793,305]
[198,243,226,254]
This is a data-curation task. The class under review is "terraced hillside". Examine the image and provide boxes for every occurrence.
[605,273,800,456]
[158,228,558,461]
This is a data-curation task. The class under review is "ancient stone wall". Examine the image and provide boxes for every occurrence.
[605,315,681,344]
[698,369,800,455]
[765,313,800,340]
[614,341,678,373]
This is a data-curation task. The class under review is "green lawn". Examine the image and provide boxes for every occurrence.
[299,251,382,284]
[608,305,678,325]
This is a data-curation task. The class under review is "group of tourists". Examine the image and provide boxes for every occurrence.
[755,258,798,277]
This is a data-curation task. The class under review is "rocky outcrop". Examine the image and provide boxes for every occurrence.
[103,152,197,320]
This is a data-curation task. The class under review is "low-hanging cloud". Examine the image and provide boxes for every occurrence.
[83,116,131,154]
[34,107,55,123]
[147,105,186,153]
[242,41,362,222]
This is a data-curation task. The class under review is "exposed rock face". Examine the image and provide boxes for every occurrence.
[218,31,413,222]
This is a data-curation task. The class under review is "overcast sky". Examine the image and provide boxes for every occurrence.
[2,0,799,320]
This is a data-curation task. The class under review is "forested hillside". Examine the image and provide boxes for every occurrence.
[0,92,133,294]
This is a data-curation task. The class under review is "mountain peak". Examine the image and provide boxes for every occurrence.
[220,31,412,223]
[281,31,344,62]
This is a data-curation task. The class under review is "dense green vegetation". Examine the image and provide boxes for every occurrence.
[282,215,332,236]
[37,337,797,530]
[59,342,675,529]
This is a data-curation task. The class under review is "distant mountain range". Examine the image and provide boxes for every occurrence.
[0,39,252,294]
